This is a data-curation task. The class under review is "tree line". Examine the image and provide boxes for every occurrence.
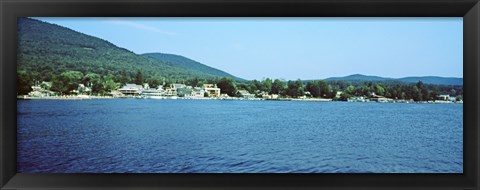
[18,69,463,101]
[214,77,463,101]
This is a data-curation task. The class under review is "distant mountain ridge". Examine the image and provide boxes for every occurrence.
[325,74,462,86]
[326,74,388,81]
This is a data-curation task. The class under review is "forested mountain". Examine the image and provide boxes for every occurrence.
[325,74,462,86]
[143,53,244,81]
[17,18,241,94]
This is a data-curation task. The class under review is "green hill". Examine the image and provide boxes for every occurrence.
[17,18,241,94]
[142,53,244,81]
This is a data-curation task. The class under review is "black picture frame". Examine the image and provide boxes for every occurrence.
[1,0,479,189]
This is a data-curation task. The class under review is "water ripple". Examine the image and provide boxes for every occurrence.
[17,99,463,173]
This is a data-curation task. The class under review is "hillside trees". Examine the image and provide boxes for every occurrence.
[17,18,246,95]
[102,79,119,95]
[51,71,84,95]
[82,73,101,93]
[135,70,143,85]
[17,70,33,95]
[217,77,237,96]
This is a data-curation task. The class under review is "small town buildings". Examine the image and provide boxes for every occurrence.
[370,93,391,102]
[36,81,52,90]
[118,83,144,95]
[177,88,193,97]
[163,84,185,96]
[203,84,221,97]
[437,94,451,101]
[142,85,165,97]
[219,93,231,98]
[238,90,255,99]
[263,94,279,99]
[335,91,343,99]
[77,84,92,95]
[87,82,224,98]
[171,84,186,91]
[437,94,450,101]
[348,96,367,102]
[192,87,205,98]
[28,81,55,97]
[435,94,458,103]
[108,90,123,97]
[434,94,455,103]
[257,91,268,97]
[164,87,175,96]
[143,83,150,90]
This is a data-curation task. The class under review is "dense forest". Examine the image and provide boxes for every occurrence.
[201,77,463,101]
[143,53,243,81]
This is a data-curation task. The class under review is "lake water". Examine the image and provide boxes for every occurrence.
[17,99,463,173]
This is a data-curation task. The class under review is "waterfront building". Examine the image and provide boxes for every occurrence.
[257,91,268,96]
[143,83,150,90]
[192,87,205,98]
[77,84,92,95]
[142,86,165,97]
[171,84,186,91]
[238,90,255,99]
[262,94,279,99]
[437,94,450,101]
[177,88,193,97]
[219,93,231,98]
[163,84,186,96]
[118,84,144,95]
[108,90,123,97]
[370,93,391,102]
[203,84,221,97]
[335,91,343,99]
[28,81,55,97]
[164,87,175,96]
[348,96,367,102]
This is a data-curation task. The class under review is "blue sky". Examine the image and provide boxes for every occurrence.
[35,17,463,80]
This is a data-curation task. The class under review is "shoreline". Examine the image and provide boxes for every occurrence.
[17,95,463,104]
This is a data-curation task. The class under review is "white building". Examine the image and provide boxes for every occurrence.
[437,94,450,101]
[192,87,205,98]
[118,84,144,95]
[28,81,55,97]
[77,84,92,95]
[203,84,221,97]
[238,90,255,99]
